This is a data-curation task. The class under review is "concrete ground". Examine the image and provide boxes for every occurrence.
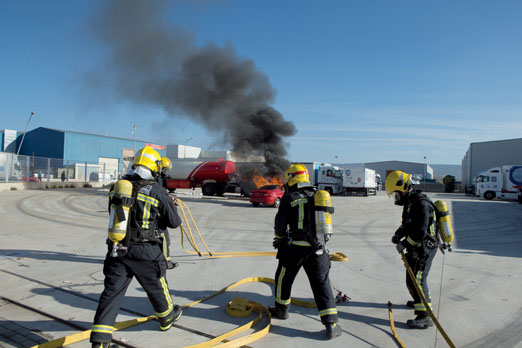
[1,188,522,348]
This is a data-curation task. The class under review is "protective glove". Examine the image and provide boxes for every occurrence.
[391,235,401,244]
[273,237,284,249]
[396,241,406,253]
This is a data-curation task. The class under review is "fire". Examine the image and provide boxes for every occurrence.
[252,174,284,188]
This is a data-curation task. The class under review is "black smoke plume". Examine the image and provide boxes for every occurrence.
[89,0,296,175]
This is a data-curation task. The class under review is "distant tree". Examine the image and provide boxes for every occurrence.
[443,175,456,193]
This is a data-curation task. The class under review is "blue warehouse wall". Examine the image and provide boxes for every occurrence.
[18,128,65,158]
[64,132,138,163]
[63,132,166,164]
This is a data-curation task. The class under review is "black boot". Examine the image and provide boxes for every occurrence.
[268,303,289,320]
[406,313,433,329]
[325,322,342,339]
[159,305,183,331]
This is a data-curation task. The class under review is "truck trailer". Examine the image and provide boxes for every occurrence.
[342,167,378,196]
[475,165,522,200]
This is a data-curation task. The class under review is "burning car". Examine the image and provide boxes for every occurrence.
[249,184,285,207]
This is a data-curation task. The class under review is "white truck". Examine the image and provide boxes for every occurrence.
[476,165,522,200]
[300,162,344,195]
[342,167,378,196]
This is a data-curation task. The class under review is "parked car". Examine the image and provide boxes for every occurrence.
[22,175,38,182]
[249,185,284,207]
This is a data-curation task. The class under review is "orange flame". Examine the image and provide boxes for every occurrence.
[252,174,284,188]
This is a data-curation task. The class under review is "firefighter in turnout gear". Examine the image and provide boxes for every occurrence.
[157,156,177,269]
[90,147,183,347]
[386,170,438,329]
[270,163,342,340]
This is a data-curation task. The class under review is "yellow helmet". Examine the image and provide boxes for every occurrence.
[285,163,310,187]
[133,146,161,174]
[385,170,412,196]
[161,157,172,170]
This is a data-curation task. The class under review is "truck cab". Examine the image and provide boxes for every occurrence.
[476,169,499,200]
[316,165,344,195]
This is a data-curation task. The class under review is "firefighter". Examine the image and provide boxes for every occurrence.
[386,170,438,329]
[157,156,177,269]
[157,156,172,190]
[90,146,182,348]
[270,163,342,340]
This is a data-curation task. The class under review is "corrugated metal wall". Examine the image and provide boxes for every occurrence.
[18,128,64,158]
[462,138,522,188]
[64,131,140,163]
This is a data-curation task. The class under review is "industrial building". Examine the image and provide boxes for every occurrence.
[4,127,165,180]
[461,138,522,189]
[365,160,433,190]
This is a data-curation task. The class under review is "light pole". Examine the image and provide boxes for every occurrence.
[423,156,427,192]
[184,137,194,159]
[16,111,35,157]
[131,124,138,154]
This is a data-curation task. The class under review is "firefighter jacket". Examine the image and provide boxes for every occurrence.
[274,186,322,250]
[395,191,437,249]
[110,174,181,245]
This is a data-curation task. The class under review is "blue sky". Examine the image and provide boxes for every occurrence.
[1,0,521,165]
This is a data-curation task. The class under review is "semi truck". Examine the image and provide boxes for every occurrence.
[165,159,241,196]
[475,165,522,200]
[299,162,377,196]
[342,167,378,196]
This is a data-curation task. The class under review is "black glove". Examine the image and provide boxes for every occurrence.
[396,241,406,253]
[273,237,284,249]
[391,235,401,244]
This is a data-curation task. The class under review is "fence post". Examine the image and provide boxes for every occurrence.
[5,153,10,183]
[47,158,51,182]
[26,156,30,183]
[85,162,88,183]
[66,160,69,182]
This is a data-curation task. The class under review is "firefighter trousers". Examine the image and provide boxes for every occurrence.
[90,243,173,343]
[405,246,437,314]
[274,244,338,324]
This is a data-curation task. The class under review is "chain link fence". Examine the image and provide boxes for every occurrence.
[0,152,120,184]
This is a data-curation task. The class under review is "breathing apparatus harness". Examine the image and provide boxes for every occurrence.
[417,193,454,253]
[108,178,162,257]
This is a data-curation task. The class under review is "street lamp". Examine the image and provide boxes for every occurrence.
[131,124,138,153]
[16,111,35,156]
[184,137,194,159]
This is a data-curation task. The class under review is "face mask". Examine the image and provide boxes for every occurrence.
[393,191,407,206]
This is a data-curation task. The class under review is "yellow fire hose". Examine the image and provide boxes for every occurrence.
[30,198,346,348]
[176,198,348,262]
[393,251,456,348]
[30,277,317,348]
[387,301,406,348]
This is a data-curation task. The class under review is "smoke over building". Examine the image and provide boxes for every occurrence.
[89,0,296,175]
